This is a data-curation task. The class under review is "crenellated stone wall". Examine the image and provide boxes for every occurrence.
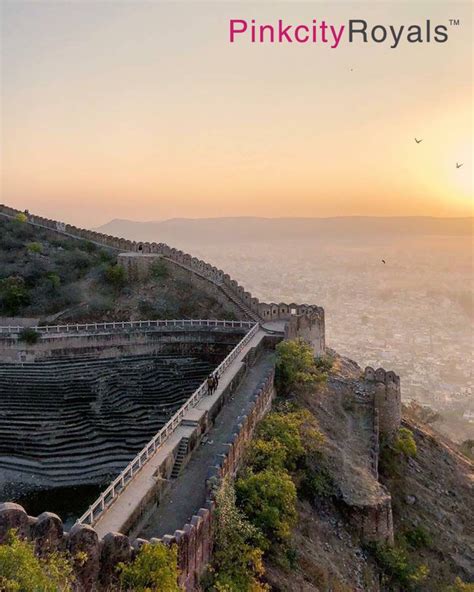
[364,366,402,437]
[0,370,275,591]
[0,205,326,344]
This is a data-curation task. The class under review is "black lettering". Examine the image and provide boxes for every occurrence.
[349,19,368,42]
[371,25,388,43]
[434,25,448,43]
[407,25,423,43]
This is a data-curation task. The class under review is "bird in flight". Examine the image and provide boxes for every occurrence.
[415,138,422,144]
[456,162,463,169]
[382,259,386,264]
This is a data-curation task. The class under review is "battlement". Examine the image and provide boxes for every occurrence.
[364,366,402,436]
[0,205,326,349]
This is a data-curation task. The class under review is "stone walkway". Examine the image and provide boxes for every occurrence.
[139,351,275,539]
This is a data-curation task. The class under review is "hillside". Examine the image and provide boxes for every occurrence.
[0,215,235,323]
[262,353,473,592]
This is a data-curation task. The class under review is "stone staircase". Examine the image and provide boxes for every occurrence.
[217,283,261,323]
[170,437,190,479]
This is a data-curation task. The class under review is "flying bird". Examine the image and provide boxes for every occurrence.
[456,162,463,169]
[415,138,422,144]
[382,259,386,264]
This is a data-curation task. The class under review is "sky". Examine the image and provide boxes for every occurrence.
[1,1,472,226]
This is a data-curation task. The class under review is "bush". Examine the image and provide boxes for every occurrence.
[394,428,417,458]
[0,529,75,591]
[14,213,28,223]
[367,542,429,589]
[246,438,288,472]
[447,578,474,592]
[275,339,326,395]
[300,466,335,501]
[118,541,180,592]
[206,478,268,592]
[255,408,323,472]
[104,264,127,291]
[236,469,297,544]
[150,260,169,280]
[18,327,40,345]
[0,276,30,314]
[403,526,432,550]
[26,242,43,254]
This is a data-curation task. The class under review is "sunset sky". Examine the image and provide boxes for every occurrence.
[1,1,472,226]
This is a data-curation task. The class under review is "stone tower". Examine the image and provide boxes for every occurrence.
[364,366,401,437]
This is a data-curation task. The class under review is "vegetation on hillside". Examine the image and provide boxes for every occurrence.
[0,216,238,322]
[206,340,332,590]
[0,529,179,592]
[0,216,117,318]
[0,530,75,591]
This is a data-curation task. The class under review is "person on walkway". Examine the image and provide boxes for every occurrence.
[213,373,219,392]
[207,375,214,395]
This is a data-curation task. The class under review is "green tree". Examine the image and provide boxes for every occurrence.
[0,276,30,315]
[236,469,297,544]
[207,478,268,592]
[118,541,180,592]
[14,213,28,223]
[275,339,326,395]
[104,264,126,291]
[393,428,417,458]
[255,408,323,472]
[0,530,75,592]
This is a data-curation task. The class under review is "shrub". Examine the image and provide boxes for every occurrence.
[394,428,417,458]
[0,275,30,314]
[447,578,474,592]
[0,529,75,591]
[118,541,180,592]
[275,339,326,395]
[150,260,169,280]
[18,327,40,345]
[206,478,268,592]
[403,526,432,550]
[104,264,127,291]
[14,212,28,223]
[246,438,288,472]
[26,242,43,254]
[255,408,323,472]
[367,542,429,589]
[236,469,297,544]
[300,466,335,501]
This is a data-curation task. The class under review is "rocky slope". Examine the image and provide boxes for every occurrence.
[264,354,473,591]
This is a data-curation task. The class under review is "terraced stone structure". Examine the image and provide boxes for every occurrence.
[0,355,217,485]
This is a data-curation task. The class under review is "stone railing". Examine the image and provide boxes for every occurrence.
[0,204,325,326]
[0,318,255,336]
[76,322,260,527]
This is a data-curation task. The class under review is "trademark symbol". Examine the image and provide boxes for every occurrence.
[449,19,460,26]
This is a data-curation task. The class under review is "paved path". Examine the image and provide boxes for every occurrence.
[93,328,272,538]
[140,351,275,539]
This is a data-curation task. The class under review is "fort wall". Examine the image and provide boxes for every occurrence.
[0,369,276,592]
[364,366,402,437]
[0,205,325,352]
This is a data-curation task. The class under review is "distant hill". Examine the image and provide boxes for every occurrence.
[96,216,473,246]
